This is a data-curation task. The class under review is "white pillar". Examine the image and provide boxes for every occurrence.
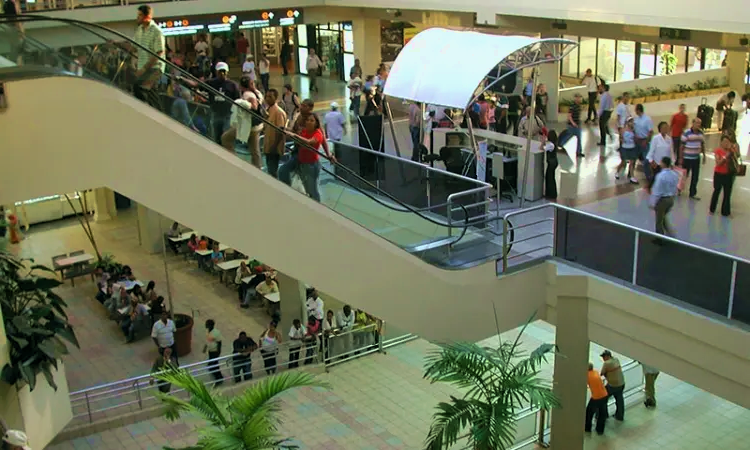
[725,51,747,96]
[550,294,589,449]
[93,187,117,222]
[276,271,306,334]
[352,17,381,77]
[136,203,174,254]
[539,33,562,123]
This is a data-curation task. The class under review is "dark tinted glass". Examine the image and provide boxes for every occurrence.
[730,262,750,325]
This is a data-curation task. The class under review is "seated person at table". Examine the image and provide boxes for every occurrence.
[256,276,279,296]
[105,286,129,317]
[235,261,252,303]
[121,297,149,343]
[144,281,158,303]
[96,278,114,304]
[198,236,208,250]
[210,243,224,271]
[166,222,181,254]
[150,295,166,319]
[187,234,199,254]
[120,265,136,281]
[131,284,145,303]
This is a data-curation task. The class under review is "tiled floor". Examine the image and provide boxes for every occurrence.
[45,321,750,449]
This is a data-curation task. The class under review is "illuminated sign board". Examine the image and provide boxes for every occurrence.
[239,9,304,29]
[158,9,303,34]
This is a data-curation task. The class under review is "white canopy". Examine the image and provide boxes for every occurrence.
[384,28,563,109]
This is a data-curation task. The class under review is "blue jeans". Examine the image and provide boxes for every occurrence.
[279,158,322,202]
[410,125,421,161]
[350,96,361,118]
[212,114,231,145]
[560,125,583,155]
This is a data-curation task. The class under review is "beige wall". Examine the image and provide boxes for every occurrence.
[0,76,551,344]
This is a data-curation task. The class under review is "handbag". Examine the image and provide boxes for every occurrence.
[737,154,747,177]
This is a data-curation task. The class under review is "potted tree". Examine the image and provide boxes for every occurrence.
[154,367,328,449]
[173,313,194,357]
[422,324,560,449]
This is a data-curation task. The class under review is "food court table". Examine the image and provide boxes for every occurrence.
[168,231,194,243]
[195,244,230,257]
[55,253,94,268]
[216,259,250,284]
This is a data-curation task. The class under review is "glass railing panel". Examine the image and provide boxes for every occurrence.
[636,235,733,317]
[512,408,539,446]
[554,209,636,282]
[731,262,750,326]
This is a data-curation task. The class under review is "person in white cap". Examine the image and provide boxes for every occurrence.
[2,429,31,450]
[205,61,240,145]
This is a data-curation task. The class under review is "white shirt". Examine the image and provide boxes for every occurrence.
[324,110,346,141]
[242,61,256,80]
[616,102,631,128]
[194,41,208,56]
[306,54,322,71]
[646,134,673,163]
[151,319,176,348]
[641,363,660,375]
[583,75,598,92]
[337,310,355,331]
[288,325,306,347]
[259,60,270,75]
[322,316,337,332]
[231,99,255,144]
[306,297,324,321]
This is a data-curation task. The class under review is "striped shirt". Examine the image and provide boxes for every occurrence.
[133,21,165,72]
[681,128,704,160]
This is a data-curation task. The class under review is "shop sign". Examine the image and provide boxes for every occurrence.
[157,19,206,36]
[239,9,304,29]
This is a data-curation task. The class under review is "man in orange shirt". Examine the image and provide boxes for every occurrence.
[586,362,608,435]
[670,104,688,162]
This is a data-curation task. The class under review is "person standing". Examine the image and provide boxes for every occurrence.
[646,122,673,186]
[325,102,346,164]
[260,321,282,375]
[585,362,608,435]
[202,319,224,386]
[669,104,689,162]
[542,130,559,199]
[650,157,679,237]
[709,134,739,217]
[408,102,422,161]
[211,34,224,66]
[205,62,240,145]
[600,350,625,421]
[280,113,335,202]
[263,89,288,178]
[348,75,363,120]
[235,33,248,66]
[350,58,363,79]
[306,288,325,323]
[597,83,614,146]
[229,94,255,164]
[132,5,165,112]
[633,104,654,179]
[151,311,178,363]
[232,331,257,383]
[559,93,583,157]
[150,347,177,393]
[642,363,660,408]
[280,40,291,76]
[288,319,306,368]
[680,118,706,200]
[581,68,599,124]
[258,53,270,93]
[306,49,323,93]
[615,92,631,135]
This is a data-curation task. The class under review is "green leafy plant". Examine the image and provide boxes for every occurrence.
[154,367,329,450]
[693,80,708,90]
[647,87,663,96]
[93,252,122,275]
[706,77,720,89]
[422,323,560,450]
[559,98,576,107]
[676,84,693,93]
[632,87,649,98]
[660,51,677,75]
[0,251,80,391]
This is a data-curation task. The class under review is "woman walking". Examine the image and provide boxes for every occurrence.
[615,118,639,184]
[280,113,335,202]
[259,321,282,375]
[709,134,739,217]
[542,130,559,199]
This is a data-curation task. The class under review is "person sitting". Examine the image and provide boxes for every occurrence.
[210,242,224,272]
[241,266,267,307]
[235,261,252,304]
[121,297,149,343]
[144,281,158,303]
[166,222,181,254]
[105,285,129,318]
[255,276,279,315]
[131,284,145,303]
[198,236,208,250]
[120,265,136,281]
[96,277,114,304]
[187,233,199,255]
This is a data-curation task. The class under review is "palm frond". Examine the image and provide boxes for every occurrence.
[424,397,483,450]
[228,371,328,419]
[424,343,501,398]
[154,366,230,427]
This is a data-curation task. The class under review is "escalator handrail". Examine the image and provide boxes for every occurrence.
[1,14,483,239]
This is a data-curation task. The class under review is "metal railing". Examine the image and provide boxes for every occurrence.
[500,203,750,325]
[508,359,644,449]
[68,325,417,426]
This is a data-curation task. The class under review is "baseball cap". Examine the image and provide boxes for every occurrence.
[330,102,339,109]
[600,350,612,358]
[215,62,229,72]
[3,430,31,450]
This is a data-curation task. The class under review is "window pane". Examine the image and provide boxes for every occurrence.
[672,45,688,73]
[704,49,725,70]
[639,42,656,77]
[297,24,308,47]
[616,40,636,81]
[596,38,616,82]
[687,47,701,72]
[578,37,597,80]
[657,44,675,75]
[560,35,579,78]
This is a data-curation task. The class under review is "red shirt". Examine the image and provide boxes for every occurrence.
[714,147,732,174]
[298,128,325,164]
[236,38,249,53]
[670,112,688,138]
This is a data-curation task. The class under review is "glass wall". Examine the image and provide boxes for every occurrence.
[560,36,734,81]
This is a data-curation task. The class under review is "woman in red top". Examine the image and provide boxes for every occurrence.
[669,104,688,161]
[282,113,333,202]
[709,134,739,217]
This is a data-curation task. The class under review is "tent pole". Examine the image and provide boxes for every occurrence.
[519,68,539,208]
[419,103,431,208]
[383,97,402,159]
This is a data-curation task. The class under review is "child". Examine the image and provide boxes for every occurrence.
[615,118,639,184]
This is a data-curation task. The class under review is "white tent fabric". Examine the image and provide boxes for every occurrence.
[383,28,542,109]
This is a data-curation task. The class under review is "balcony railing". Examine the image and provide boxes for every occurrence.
[502,203,750,327]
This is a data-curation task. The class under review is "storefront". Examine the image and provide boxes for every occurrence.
[296,22,355,82]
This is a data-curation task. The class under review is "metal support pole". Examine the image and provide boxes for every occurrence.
[502,218,509,272]
[519,68,539,208]
[378,320,385,353]
[134,380,143,409]
[728,260,738,318]
[537,409,549,447]
[420,103,432,208]
[465,116,480,178]
[85,392,93,423]
[383,97,402,159]
[632,231,640,284]
[160,225,175,317]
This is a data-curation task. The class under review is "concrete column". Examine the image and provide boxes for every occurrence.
[93,187,117,222]
[352,17,381,77]
[136,203,174,254]
[276,271,306,334]
[550,294,589,450]
[725,50,747,95]
[539,33,562,123]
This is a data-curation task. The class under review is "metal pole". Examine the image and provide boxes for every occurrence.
[85,392,93,423]
[502,219,509,272]
[420,103,432,208]
[383,97,403,159]
[465,116,480,178]
[378,320,385,353]
[519,68,539,208]
[537,409,549,447]
[160,224,175,317]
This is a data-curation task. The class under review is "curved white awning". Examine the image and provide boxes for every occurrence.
[384,28,574,109]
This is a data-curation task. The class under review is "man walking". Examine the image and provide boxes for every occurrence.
[680,118,706,200]
[581,68,599,124]
[325,102,346,166]
[263,89,288,178]
[559,93,584,157]
[151,311,178,364]
[232,331,257,383]
[633,103,654,179]
[586,362,608,435]
[650,156,680,239]
[306,49,323,93]
[203,319,224,386]
[206,61,240,145]
[600,350,625,421]
[597,83,614,146]
[669,104,688,162]
[132,5,165,111]
[642,363,660,408]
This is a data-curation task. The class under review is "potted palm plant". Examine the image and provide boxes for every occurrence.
[631,87,648,105]
[154,367,329,449]
[645,87,661,103]
[422,324,560,450]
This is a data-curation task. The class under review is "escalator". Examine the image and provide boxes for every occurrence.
[0,16,547,343]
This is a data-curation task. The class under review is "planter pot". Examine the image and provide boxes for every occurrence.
[645,95,660,103]
[710,88,723,95]
[632,97,646,105]
[674,92,688,99]
[174,313,194,357]
[660,93,675,101]
[559,105,570,114]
